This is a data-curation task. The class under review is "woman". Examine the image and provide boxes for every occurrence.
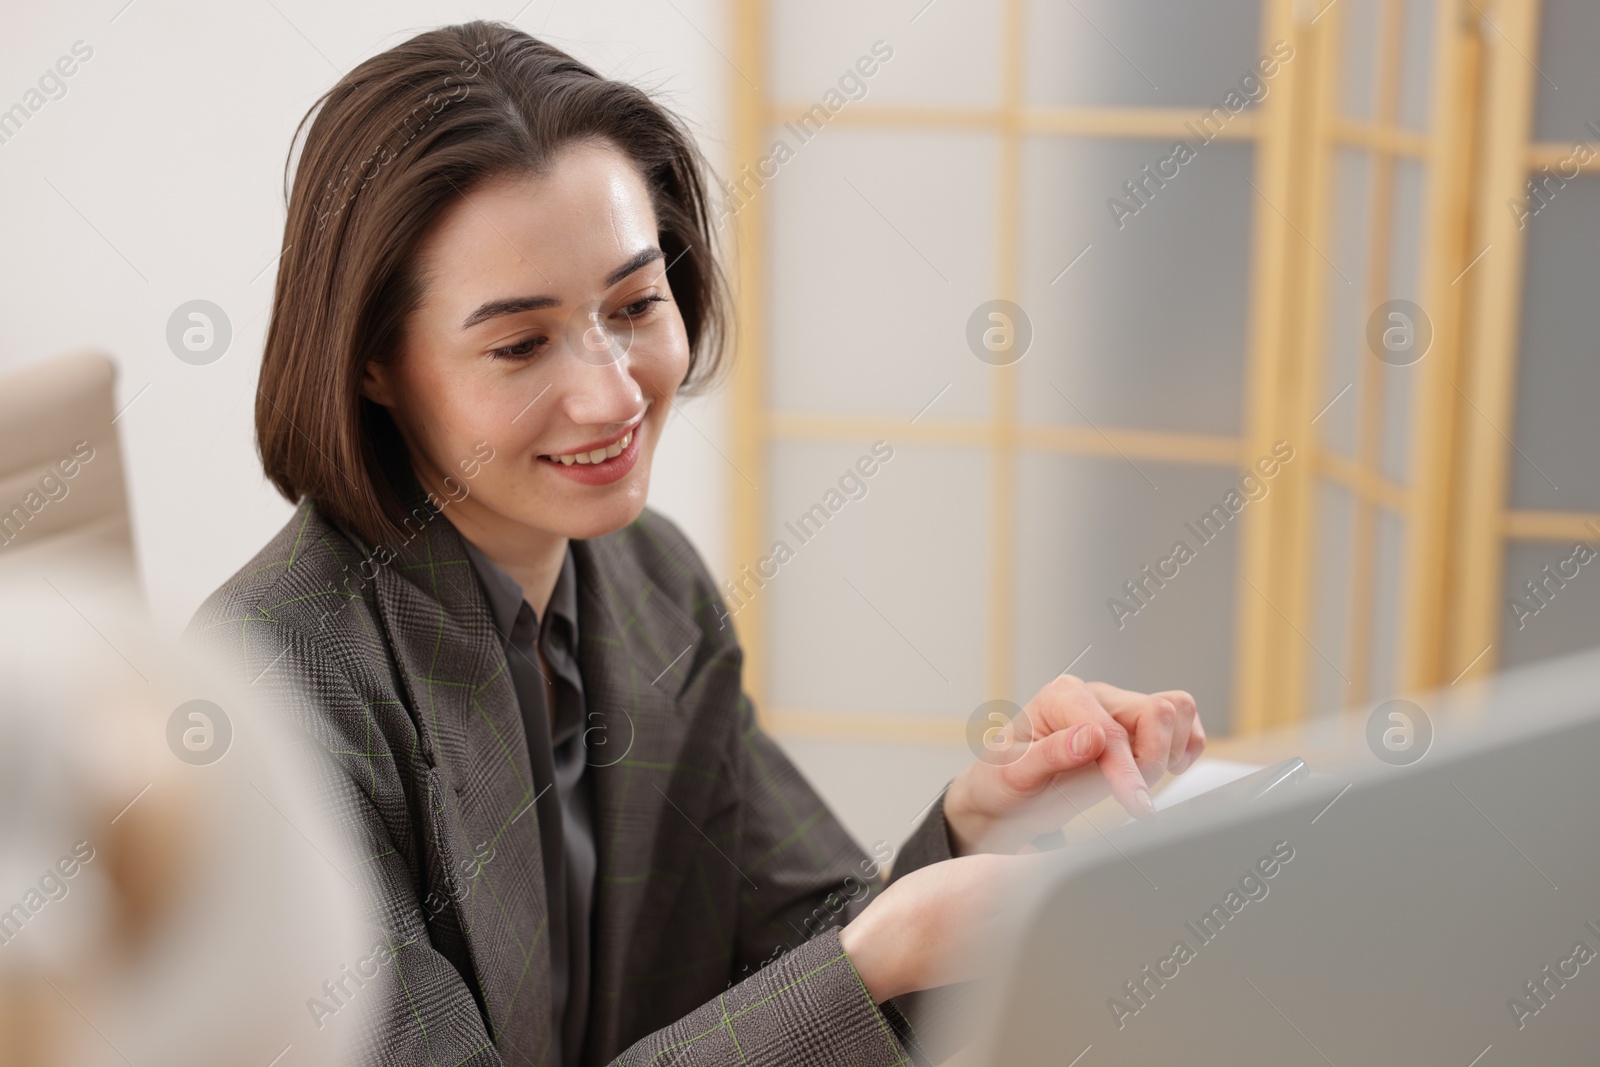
[188,21,1204,1066]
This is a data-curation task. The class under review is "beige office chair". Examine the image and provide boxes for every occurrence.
[0,350,138,586]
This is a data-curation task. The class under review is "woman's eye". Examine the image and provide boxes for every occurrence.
[617,295,667,321]
[490,336,545,361]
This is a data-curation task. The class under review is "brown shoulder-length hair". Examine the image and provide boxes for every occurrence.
[256,20,731,548]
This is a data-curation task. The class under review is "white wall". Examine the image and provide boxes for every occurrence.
[0,0,730,637]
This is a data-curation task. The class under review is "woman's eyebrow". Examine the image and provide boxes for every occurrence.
[459,247,665,331]
[461,294,560,330]
[605,246,664,287]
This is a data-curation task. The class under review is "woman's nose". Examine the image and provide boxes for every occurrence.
[560,337,645,427]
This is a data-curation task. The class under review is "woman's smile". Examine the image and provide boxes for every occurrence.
[537,411,645,486]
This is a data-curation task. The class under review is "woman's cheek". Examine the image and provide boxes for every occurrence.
[454,380,528,457]
[641,315,690,392]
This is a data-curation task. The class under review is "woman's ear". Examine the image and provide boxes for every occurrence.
[360,357,396,407]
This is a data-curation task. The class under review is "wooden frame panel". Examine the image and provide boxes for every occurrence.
[729,0,1565,738]
[1449,0,1544,682]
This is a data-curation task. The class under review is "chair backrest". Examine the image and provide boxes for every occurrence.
[0,350,135,573]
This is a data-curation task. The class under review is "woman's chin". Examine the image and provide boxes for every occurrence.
[550,485,651,540]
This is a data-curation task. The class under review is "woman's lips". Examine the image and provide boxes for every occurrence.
[538,423,641,486]
[536,409,646,461]
[540,426,635,466]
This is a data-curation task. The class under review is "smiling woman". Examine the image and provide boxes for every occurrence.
[186,18,1204,1067]
[252,24,728,568]
[356,148,692,603]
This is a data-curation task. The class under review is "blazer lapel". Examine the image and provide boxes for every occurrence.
[359,460,705,1066]
[371,507,553,1066]
[570,525,704,1060]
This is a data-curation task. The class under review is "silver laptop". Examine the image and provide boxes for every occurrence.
[960,647,1600,1066]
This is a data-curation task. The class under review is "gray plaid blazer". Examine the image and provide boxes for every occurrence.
[187,492,952,1066]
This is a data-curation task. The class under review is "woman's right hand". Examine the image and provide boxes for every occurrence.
[838,852,1042,1002]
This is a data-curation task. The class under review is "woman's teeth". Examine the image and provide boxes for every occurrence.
[546,428,632,466]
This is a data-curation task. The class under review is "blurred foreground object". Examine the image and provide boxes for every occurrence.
[967,648,1600,1064]
[0,571,367,1065]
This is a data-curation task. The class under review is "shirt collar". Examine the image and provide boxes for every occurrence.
[460,536,579,647]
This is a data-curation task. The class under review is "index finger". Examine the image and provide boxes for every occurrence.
[1036,676,1154,819]
[1094,716,1155,818]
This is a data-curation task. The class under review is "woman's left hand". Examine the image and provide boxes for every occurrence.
[940,675,1204,855]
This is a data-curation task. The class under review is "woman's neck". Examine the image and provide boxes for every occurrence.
[444,507,568,620]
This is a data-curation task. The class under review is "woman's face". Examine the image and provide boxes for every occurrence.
[363,138,689,546]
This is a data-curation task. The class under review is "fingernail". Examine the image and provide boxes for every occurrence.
[1070,725,1095,758]
[1135,788,1155,816]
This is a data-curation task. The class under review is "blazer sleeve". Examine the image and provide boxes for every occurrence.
[888,786,957,882]
[606,924,910,1066]
[595,684,939,1067]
